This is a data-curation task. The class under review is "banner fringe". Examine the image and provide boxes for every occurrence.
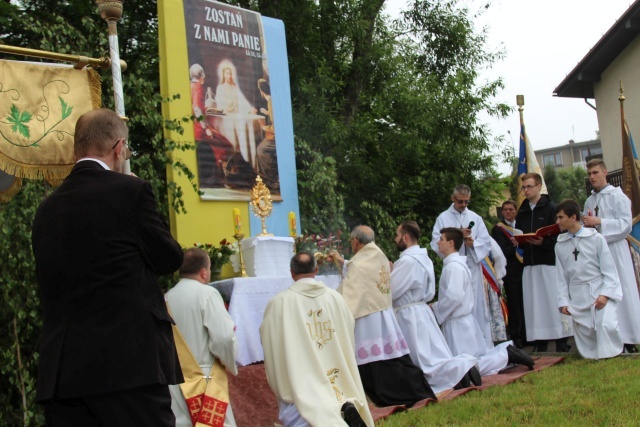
[0,176,23,203]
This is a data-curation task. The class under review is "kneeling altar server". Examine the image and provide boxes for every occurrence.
[555,199,623,359]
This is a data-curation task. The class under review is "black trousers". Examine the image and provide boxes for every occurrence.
[42,384,175,427]
[503,269,526,344]
[358,354,436,407]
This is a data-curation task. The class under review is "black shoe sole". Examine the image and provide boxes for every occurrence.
[341,402,366,427]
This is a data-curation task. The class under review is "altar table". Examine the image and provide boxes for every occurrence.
[210,275,340,366]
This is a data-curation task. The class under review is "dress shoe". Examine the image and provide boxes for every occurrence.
[341,402,366,427]
[533,341,548,352]
[507,345,535,370]
[513,338,524,349]
[624,344,638,353]
[453,372,471,390]
[468,366,482,386]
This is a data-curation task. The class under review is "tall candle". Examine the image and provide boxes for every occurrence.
[233,208,242,234]
[289,211,297,237]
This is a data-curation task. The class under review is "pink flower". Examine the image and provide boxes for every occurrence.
[371,344,381,356]
[384,343,394,354]
[357,347,368,360]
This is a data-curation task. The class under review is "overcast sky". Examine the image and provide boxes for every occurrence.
[385,0,634,174]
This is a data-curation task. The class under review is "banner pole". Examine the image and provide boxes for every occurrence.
[96,0,130,174]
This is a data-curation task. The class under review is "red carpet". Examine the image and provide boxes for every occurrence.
[228,356,564,427]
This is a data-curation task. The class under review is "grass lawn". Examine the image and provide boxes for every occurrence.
[377,354,640,426]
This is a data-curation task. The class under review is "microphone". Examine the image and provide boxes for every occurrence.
[468,221,475,229]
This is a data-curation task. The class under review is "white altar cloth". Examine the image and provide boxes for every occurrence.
[210,275,341,366]
[241,236,295,277]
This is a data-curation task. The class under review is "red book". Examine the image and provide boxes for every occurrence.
[513,223,562,244]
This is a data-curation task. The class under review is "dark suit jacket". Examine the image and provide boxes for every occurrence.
[32,160,184,401]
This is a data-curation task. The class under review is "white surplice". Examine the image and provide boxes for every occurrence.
[166,278,238,427]
[556,228,623,359]
[260,278,374,427]
[340,257,409,365]
[431,253,510,376]
[431,205,493,349]
[584,185,640,344]
[391,245,477,393]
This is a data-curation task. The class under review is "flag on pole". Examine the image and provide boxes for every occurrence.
[516,122,548,208]
[620,116,640,253]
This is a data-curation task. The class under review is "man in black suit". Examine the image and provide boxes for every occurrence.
[32,109,184,426]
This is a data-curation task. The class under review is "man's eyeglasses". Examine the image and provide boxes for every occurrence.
[521,185,538,191]
[112,138,132,160]
[453,195,471,205]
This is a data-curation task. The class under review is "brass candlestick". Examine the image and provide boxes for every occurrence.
[234,233,248,277]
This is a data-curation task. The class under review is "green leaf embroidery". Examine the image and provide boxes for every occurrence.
[59,97,72,120]
[6,104,32,139]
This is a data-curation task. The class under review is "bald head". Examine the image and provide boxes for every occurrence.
[74,109,128,160]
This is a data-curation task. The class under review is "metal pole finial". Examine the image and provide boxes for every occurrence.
[619,80,626,102]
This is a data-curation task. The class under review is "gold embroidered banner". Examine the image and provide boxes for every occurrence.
[0,59,101,182]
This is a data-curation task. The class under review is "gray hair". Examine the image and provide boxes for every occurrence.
[453,184,470,196]
[351,225,375,244]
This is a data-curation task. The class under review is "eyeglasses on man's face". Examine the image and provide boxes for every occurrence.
[453,195,471,205]
[112,138,132,160]
[521,184,538,191]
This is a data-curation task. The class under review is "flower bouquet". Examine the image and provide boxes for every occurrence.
[295,231,345,275]
[194,239,238,278]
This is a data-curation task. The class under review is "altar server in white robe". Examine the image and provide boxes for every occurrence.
[431,184,493,349]
[261,252,373,427]
[555,199,623,359]
[391,220,480,392]
[431,228,534,375]
[330,225,435,407]
[165,248,238,427]
[582,159,640,353]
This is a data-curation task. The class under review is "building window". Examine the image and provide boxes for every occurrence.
[543,153,562,167]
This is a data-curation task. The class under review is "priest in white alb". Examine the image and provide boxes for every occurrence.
[556,199,623,359]
[165,248,238,427]
[431,184,493,349]
[582,158,640,353]
[391,220,480,392]
[431,228,534,375]
[330,225,435,407]
[260,252,373,427]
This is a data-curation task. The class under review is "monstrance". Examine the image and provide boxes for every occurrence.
[250,175,274,236]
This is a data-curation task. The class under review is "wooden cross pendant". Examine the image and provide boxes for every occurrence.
[594,205,599,216]
[573,248,580,261]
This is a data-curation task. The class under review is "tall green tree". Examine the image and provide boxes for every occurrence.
[238,0,510,252]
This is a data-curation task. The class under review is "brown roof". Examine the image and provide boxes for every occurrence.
[554,0,640,99]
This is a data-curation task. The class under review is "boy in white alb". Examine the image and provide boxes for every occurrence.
[555,199,623,359]
[431,228,534,375]
[582,158,640,353]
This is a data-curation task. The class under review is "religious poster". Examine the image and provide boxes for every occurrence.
[183,0,281,200]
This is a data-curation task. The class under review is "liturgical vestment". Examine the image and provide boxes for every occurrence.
[431,253,511,376]
[584,185,640,344]
[166,278,238,427]
[556,228,623,359]
[261,278,374,427]
[431,205,493,349]
[391,245,477,393]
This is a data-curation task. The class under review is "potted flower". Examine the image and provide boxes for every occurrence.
[194,239,238,279]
